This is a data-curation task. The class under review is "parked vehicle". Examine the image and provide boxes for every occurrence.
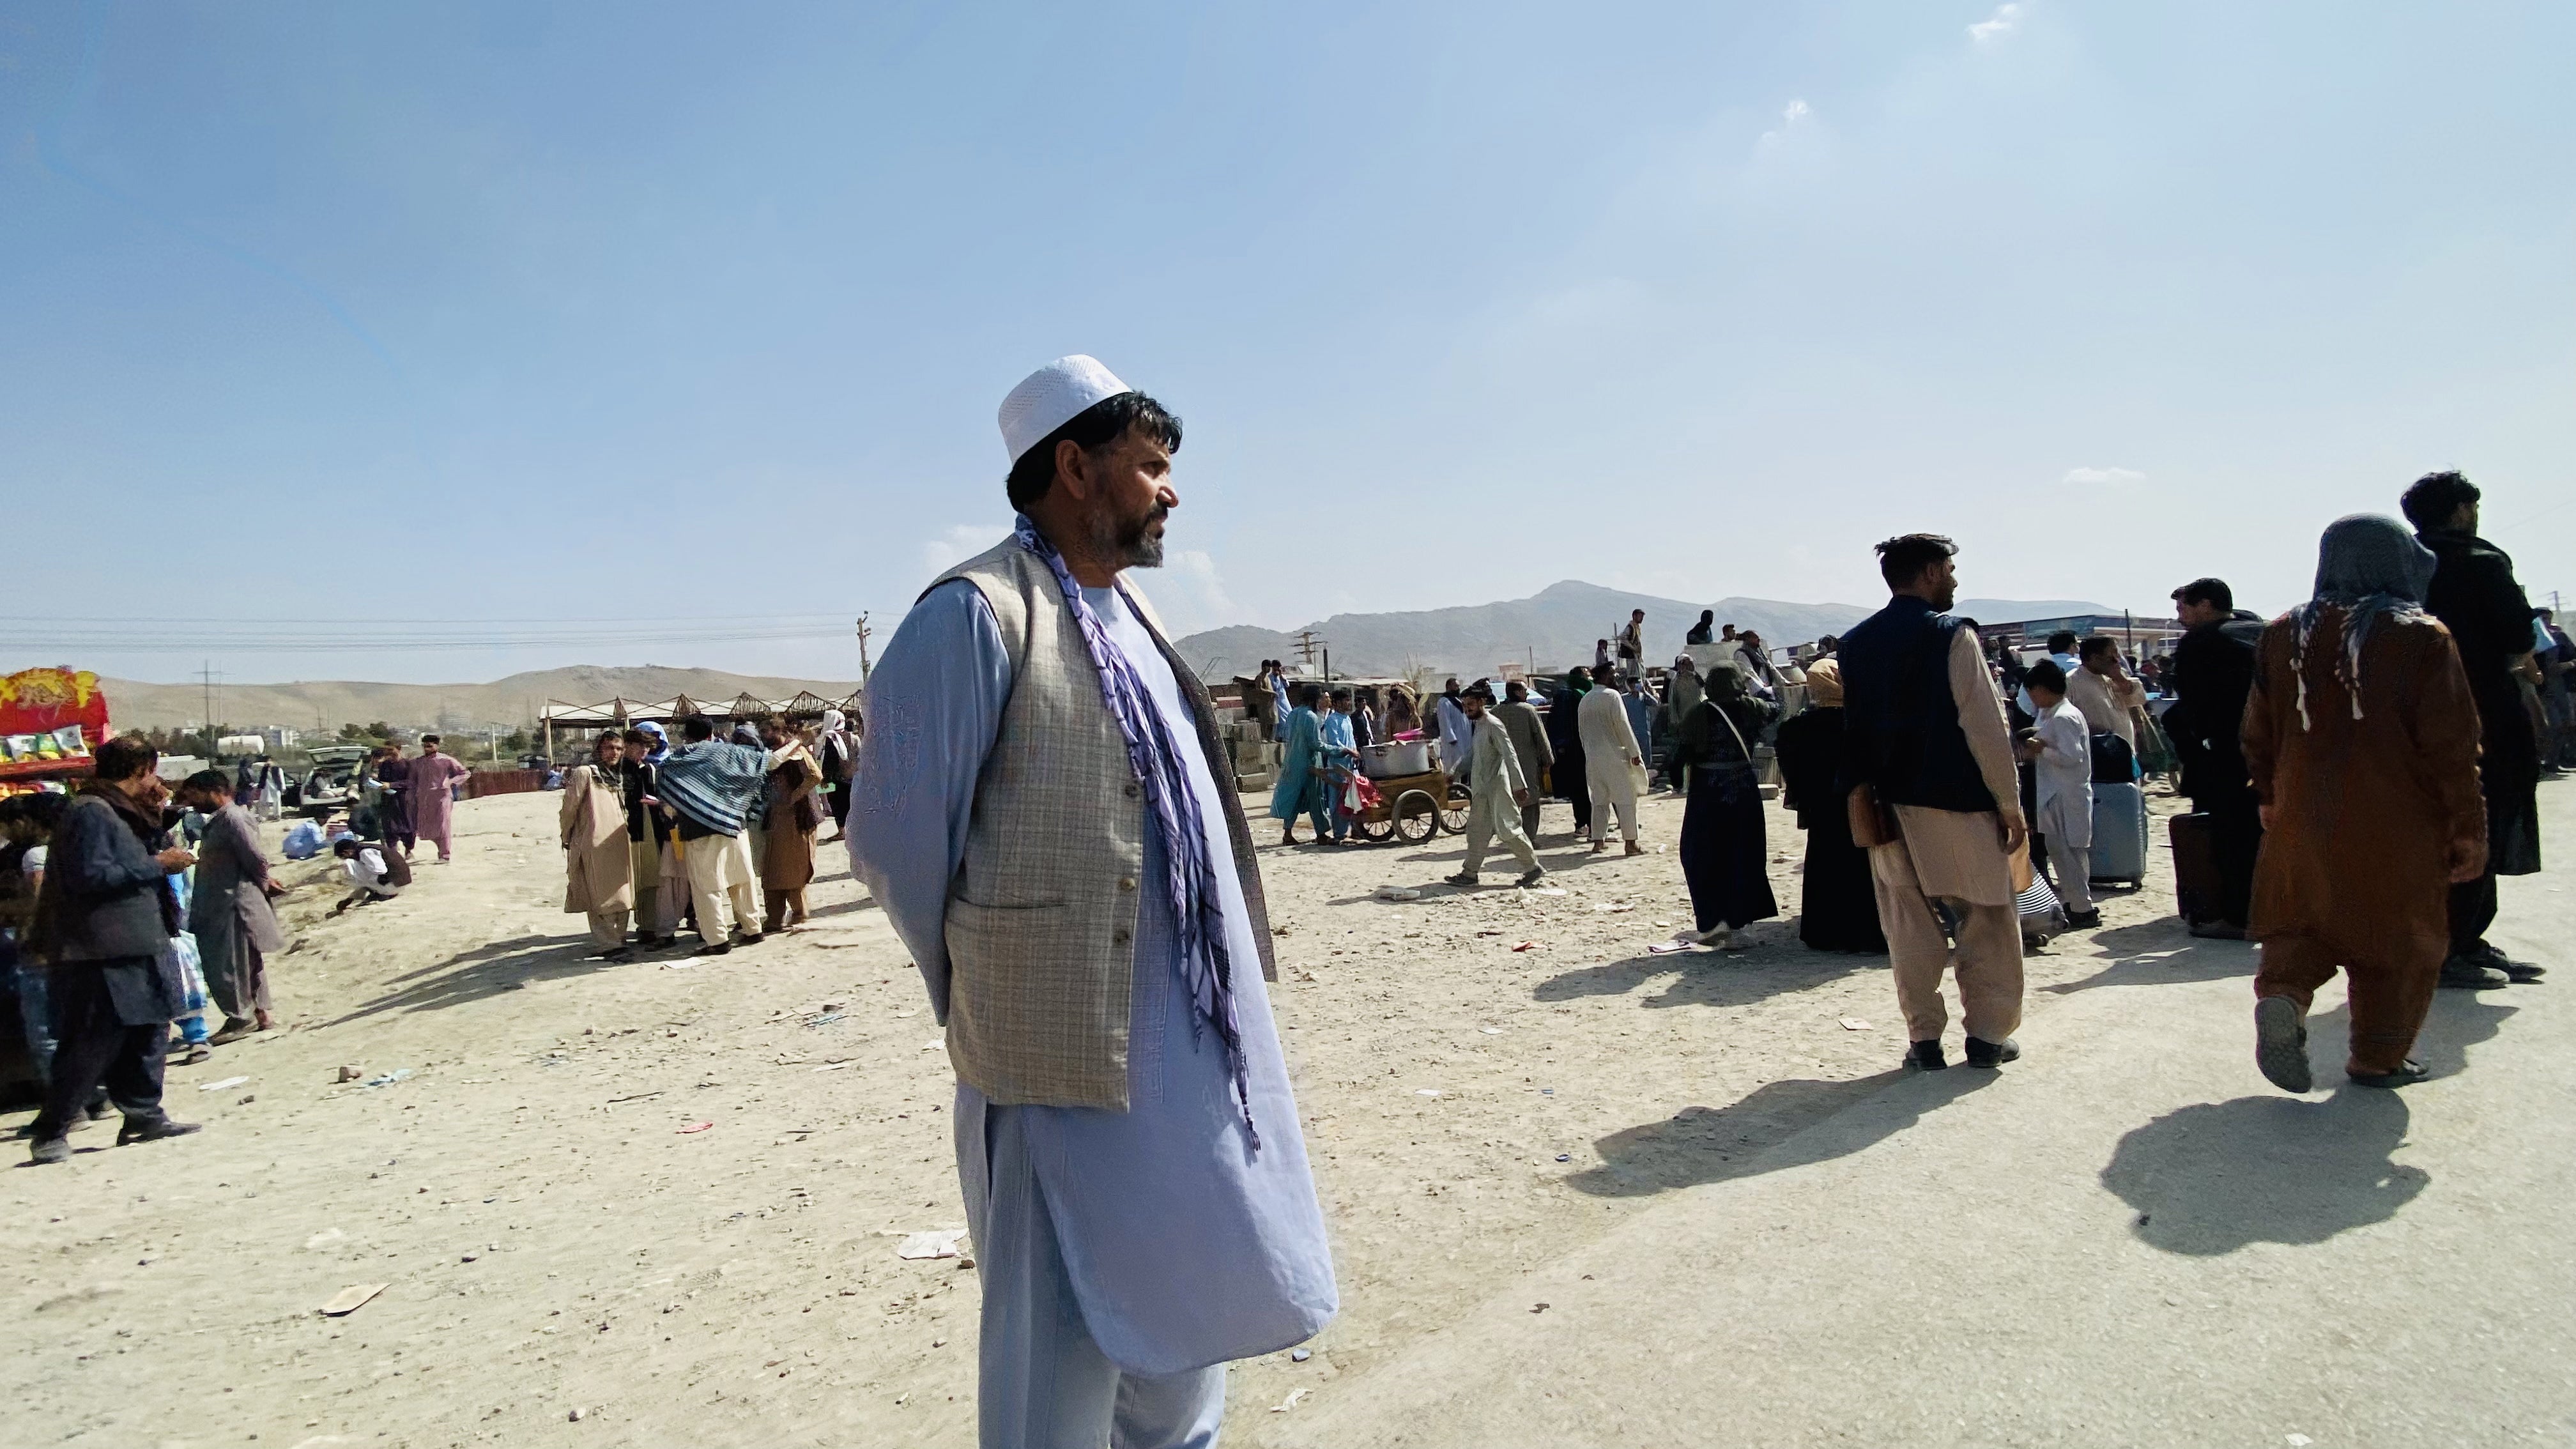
[291,744,372,818]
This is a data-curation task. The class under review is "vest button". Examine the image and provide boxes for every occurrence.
[1123,783,1141,799]
[1117,877,1137,892]
[1112,928,1131,945]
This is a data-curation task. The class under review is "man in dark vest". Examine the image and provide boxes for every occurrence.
[2165,577,2267,937]
[2402,470,2545,986]
[1836,533,2027,1071]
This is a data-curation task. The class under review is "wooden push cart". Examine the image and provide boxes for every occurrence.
[1345,765,1472,844]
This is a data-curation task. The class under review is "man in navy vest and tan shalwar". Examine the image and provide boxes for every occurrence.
[1836,532,2028,1072]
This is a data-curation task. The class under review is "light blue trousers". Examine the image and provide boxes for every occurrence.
[964,1101,1227,1449]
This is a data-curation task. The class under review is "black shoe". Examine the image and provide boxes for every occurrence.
[29,1136,70,1166]
[2438,954,2510,989]
[84,1097,115,1122]
[1445,871,1479,888]
[2472,943,2545,983]
[2064,910,2103,930]
[692,941,732,958]
[735,932,765,947]
[2253,996,2312,1092]
[1963,1036,2020,1069]
[1515,868,1547,888]
[2188,920,2248,940]
[599,946,634,963]
[2348,1059,2430,1089]
[116,1117,203,1147]
[1905,1039,1947,1071]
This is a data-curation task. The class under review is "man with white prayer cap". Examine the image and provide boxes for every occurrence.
[848,356,1336,1447]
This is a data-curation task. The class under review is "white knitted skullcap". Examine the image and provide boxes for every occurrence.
[997,355,1132,463]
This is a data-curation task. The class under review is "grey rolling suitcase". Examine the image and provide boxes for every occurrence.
[2088,781,2149,887]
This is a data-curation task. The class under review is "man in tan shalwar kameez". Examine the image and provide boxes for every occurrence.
[560,733,636,962]
[1835,533,2027,1071]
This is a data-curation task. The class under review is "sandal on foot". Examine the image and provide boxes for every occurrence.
[2347,1059,2430,1089]
[2253,996,2312,1092]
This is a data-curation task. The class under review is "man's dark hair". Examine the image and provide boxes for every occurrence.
[1566,666,1592,689]
[2079,635,2120,663]
[2400,470,2479,532]
[1506,679,1528,698]
[93,734,157,782]
[620,728,652,746]
[1328,687,1353,703]
[2046,631,2080,654]
[1874,533,1958,590]
[183,769,231,797]
[1004,392,1183,511]
[681,717,715,743]
[2025,659,2069,694]
[421,733,442,746]
[1462,682,1494,702]
[1296,683,1322,707]
[15,792,71,834]
[2172,577,2233,613]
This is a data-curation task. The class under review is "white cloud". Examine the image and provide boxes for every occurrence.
[1967,3,2021,44]
[1142,548,1241,639]
[920,522,1009,576]
[1758,98,1813,146]
[2062,466,2145,485]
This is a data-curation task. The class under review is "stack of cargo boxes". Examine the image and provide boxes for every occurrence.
[1216,703,1274,793]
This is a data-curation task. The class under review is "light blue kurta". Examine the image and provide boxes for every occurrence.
[1268,705,1330,823]
[848,578,1337,1376]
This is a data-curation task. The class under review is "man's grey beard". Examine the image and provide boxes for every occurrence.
[1091,506,1167,569]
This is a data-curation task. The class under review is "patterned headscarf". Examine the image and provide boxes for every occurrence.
[1013,514,1258,1149]
[2292,513,2436,728]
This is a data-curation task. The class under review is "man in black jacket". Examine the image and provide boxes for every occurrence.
[2165,578,2267,937]
[2402,471,2545,987]
[24,735,203,1164]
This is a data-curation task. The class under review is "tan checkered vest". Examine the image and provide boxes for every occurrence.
[929,540,1276,1110]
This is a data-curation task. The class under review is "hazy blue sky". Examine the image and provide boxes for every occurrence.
[5,0,2570,685]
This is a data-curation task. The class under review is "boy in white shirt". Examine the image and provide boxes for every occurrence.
[2018,661,2100,927]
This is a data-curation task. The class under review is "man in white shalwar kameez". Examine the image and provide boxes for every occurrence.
[1577,676,1646,854]
[849,356,1333,1449]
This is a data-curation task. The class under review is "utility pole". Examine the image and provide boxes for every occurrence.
[1292,629,1324,673]
[855,613,875,685]
[195,661,224,755]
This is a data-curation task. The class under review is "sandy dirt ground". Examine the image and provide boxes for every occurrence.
[4,780,2190,1447]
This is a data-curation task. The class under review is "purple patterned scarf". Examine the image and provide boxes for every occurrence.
[1015,515,1257,1149]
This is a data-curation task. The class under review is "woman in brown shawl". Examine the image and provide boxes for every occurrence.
[1772,659,1887,953]
[756,717,825,933]
[2245,514,2487,1092]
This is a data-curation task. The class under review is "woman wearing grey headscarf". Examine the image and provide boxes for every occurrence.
[2242,514,2487,1092]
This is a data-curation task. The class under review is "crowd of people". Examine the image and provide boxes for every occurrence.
[1,346,2559,1448]
[0,708,862,1166]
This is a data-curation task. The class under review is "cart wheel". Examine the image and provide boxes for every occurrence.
[1438,786,1469,834]
[1392,789,1439,844]
[1356,812,1396,843]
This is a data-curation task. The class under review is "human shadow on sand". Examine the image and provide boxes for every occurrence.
[2098,994,2514,1255]
[1535,941,1877,1011]
[1568,1068,1993,1198]
[2039,917,2257,996]
[324,933,625,1025]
